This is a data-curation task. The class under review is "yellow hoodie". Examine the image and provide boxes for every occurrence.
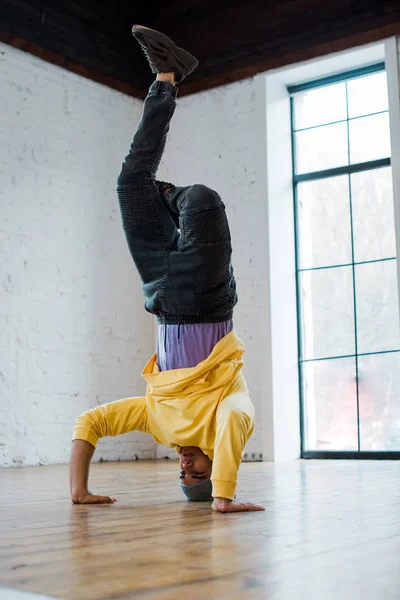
[73,330,255,500]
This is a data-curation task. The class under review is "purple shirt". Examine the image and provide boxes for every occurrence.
[157,321,233,371]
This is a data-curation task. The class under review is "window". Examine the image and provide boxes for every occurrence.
[290,64,400,455]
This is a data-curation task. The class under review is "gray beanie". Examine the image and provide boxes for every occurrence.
[179,477,213,502]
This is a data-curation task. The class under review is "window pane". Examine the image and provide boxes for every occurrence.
[294,82,347,129]
[347,71,389,118]
[349,112,391,164]
[351,167,396,262]
[300,267,355,359]
[298,176,351,269]
[356,260,400,354]
[292,68,398,456]
[295,122,348,174]
[303,358,358,451]
[359,353,400,451]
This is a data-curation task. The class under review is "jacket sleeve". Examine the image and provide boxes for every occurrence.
[211,391,255,500]
[72,396,150,448]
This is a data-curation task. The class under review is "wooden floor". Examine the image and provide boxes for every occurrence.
[1,460,400,600]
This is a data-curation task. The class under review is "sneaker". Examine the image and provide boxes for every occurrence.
[132,25,199,83]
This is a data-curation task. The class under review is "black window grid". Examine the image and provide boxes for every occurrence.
[289,62,400,459]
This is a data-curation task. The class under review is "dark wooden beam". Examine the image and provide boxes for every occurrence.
[0,0,153,91]
[178,17,400,97]
[0,29,147,99]
[0,0,399,100]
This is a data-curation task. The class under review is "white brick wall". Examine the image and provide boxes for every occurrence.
[1,45,274,467]
[0,43,155,466]
[157,78,270,460]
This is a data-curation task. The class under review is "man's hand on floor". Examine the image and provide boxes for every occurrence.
[212,498,265,513]
[71,490,117,504]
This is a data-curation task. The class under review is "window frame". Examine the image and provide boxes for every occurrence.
[289,63,400,459]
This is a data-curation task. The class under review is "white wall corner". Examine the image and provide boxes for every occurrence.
[262,73,301,462]
[248,75,275,463]
[385,37,400,318]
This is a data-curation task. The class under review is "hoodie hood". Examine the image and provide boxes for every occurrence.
[141,330,246,454]
[142,331,245,397]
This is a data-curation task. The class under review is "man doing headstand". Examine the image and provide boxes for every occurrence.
[69,26,264,513]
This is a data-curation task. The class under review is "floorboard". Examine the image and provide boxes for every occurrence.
[1,460,400,599]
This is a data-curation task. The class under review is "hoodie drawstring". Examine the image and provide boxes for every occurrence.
[178,316,183,346]
[163,316,184,353]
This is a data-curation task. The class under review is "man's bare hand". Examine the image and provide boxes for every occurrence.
[71,491,117,504]
[212,497,265,513]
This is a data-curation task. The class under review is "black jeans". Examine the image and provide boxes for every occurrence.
[116,80,237,324]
